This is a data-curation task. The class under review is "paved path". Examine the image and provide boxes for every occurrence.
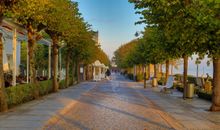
[0,74,220,130]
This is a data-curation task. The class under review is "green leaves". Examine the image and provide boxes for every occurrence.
[13,0,50,28]
[130,0,220,59]
[114,40,138,68]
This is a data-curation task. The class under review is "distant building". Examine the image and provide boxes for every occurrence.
[91,31,99,46]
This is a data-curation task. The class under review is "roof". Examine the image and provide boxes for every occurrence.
[0,19,51,46]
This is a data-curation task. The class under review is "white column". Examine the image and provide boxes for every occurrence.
[93,66,96,80]
[27,40,29,83]
[12,29,17,86]
[48,45,51,79]
[43,70,45,77]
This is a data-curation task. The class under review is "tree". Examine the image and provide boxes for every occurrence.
[0,0,18,112]
[44,0,75,92]
[96,47,110,66]
[35,44,48,75]
[190,0,220,111]
[12,0,51,98]
[139,27,167,87]
[61,2,84,87]
[126,39,150,87]
[114,40,138,69]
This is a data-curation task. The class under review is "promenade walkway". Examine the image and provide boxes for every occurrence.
[0,74,219,130]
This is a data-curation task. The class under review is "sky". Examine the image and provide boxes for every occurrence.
[74,0,144,59]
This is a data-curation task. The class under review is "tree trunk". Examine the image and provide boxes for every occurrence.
[143,64,146,88]
[210,57,220,111]
[148,65,151,79]
[92,66,94,80]
[152,64,158,87]
[154,64,157,78]
[65,51,70,88]
[139,65,141,75]
[85,65,89,80]
[27,24,39,98]
[183,55,188,99]
[77,61,80,83]
[133,65,136,81]
[145,65,148,80]
[165,60,170,83]
[159,64,162,73]
[51,36,59,92]
[157,64,160,79]
[171,64,173,75]
[84,66,86,81]
[0,32,8,112]
[71,60,76,85]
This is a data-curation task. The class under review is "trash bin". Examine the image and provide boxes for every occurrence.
[186,83,195,98]
[152,78,158,87]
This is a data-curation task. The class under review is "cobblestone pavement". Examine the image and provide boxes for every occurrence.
[1,74,220,130]
[43,74,183,130]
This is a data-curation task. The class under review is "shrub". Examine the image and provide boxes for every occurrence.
[6,84,35,108]
[158,77,166,85]
[39,80,53,96]
[174,83,200,95]
[59,77,77,89]
[136,74,143,82]
[59,79,66,89]
[187,75,196,84]
[176,84,184,92]
[6,80,53,108]
[197,90,212,101]
[158,80,163,85]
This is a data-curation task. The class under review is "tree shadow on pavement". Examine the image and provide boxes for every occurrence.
[78,97,174,130]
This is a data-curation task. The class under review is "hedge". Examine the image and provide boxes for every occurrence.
[5,79,77,108]
[39,80,53,96]
[175,84,184,92]
[59,79,66,89]
[175,83,199,94]
[174,74,213,86]
[174,74,197,84]
[197,90,212,101]
[6,83,36,107]
[6,80,53,108]
[158,77,166,85]
[59,79,73,89]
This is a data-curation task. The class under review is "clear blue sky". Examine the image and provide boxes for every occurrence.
[74,0,144,59]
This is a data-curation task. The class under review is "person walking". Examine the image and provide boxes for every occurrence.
[105,69,111,80]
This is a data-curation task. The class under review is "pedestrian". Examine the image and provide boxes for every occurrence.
[105,69,111,80]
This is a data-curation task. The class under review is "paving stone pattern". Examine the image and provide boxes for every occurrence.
[0,74,220,130]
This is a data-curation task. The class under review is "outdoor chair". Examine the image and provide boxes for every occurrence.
[159,76,174,94]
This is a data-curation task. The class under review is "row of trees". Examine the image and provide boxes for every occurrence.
[115,0,219,111]
[0,0,109,112]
